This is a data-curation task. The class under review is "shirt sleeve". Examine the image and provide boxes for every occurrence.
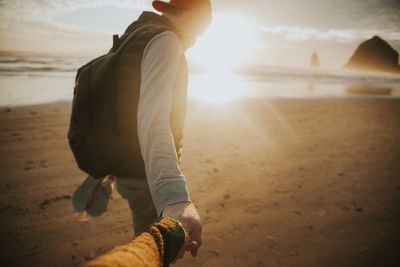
[137,31,191,217]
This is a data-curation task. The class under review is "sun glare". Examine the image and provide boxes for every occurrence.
[188,14,258,70]
[187,14,259,103]
[189,70,248,103]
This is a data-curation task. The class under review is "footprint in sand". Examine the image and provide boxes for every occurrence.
[272,201,280,207]
[23,160,48,171]
[15,207,29,216]
[205,159,214,164]
[24,160,34,171]
[71,241,79,247]
[84,252,96,261]
[39,160,48,168]
[39,195,72,210]
[245,204,263,214]
[352,201,363,213]
[264,235,280,249]
[207,250,219,257]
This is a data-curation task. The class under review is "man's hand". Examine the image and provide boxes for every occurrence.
[161,201,202,263]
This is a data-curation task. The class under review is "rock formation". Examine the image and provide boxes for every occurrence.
[344,36,400,73]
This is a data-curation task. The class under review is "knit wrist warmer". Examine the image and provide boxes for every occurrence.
[148,216,187,267]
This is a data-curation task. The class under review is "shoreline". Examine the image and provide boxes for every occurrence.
[1,93,400,109]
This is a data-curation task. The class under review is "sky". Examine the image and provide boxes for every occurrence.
[0,0,399,68]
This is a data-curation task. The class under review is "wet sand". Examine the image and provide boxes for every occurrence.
[0,97,399,266]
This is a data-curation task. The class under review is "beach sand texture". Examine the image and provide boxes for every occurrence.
[0,97,399,266]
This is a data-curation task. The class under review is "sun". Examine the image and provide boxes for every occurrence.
[187,14,259,103]
[188,14,258,71]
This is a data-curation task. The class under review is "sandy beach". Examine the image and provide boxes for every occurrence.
[0,97,399,266]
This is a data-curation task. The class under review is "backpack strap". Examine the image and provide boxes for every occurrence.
[111,23,168,55]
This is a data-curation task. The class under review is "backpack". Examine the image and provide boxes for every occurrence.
[67,25,151,179]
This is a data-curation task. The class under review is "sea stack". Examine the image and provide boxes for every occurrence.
[310,52,320,68]
[344,36,400,73]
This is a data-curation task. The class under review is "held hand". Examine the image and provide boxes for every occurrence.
[161,202,202,263]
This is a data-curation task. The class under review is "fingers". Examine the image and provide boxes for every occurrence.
[188,226,203,257]
[190,248,199,257]
[161,203,203,263]
[171,241,196,264]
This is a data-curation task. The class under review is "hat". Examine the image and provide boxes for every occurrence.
[152,0,209,13]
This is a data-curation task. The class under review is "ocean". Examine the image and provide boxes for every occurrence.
[1,51,400,107]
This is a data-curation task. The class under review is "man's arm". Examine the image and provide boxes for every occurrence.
[138,31,202,260]
[138,31,191,217]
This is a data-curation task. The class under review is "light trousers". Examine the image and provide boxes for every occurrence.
[116,177,159,236]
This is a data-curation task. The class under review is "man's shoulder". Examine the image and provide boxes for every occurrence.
[150,31,181,46]
[145,31,182,55]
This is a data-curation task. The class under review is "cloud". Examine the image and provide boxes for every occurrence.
[260,25,400,43]
[1,0,399,57]
[0,0,151,24]
[0,0,156,45]
[0,0,152,55]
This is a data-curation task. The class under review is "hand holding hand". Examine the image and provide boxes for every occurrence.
[161,201,202,263]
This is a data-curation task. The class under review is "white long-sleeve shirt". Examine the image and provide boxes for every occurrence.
[137,31,191,217]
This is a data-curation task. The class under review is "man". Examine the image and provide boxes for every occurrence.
[72,0,212,262]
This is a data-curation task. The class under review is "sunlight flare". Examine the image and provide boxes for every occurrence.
[187,14,259,102]
[188,70,248,103]
[187,14,259,71]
